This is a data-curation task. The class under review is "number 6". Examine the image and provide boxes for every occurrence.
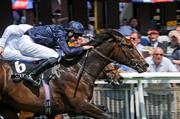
[14,61,26,73]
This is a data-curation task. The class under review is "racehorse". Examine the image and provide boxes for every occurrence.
[0,29,148,119]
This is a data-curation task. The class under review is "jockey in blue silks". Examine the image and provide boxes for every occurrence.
[0,21,94,84]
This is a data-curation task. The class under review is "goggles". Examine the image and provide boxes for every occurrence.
[67,31,82,39]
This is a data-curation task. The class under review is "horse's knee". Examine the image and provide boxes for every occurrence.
[54,114,63,119]
[19,111,34,119]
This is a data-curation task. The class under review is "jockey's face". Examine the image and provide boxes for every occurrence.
[73,37,89,46]
[67,31,82,41]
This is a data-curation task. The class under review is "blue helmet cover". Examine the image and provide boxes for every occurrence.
[65,21,84,34]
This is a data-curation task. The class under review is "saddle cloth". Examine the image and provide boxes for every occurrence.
[11,60,43,75]
[11,60,51,78]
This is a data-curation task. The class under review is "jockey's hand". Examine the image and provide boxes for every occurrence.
[83,45,94,50]
[0,47,4,55]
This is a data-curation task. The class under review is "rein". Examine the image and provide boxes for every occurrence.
[76,48,119,79]
[73,50,90,98]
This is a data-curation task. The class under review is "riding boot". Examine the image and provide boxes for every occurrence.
[24,57,58,85]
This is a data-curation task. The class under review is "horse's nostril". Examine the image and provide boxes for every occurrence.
[145,63,149,67]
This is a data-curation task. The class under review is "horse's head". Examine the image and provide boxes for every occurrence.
[89,29,148,73]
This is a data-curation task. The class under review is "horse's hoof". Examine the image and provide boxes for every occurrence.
[0,115,4,119]
[103,113,111,119]
[96,104,108,112]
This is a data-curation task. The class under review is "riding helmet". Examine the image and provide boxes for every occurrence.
[65,21,84,34]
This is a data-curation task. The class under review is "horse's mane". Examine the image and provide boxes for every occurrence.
[88,30,113,47]
[87,29,124,47]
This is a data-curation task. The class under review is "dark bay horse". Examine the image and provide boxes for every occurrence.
[0,29,148,119]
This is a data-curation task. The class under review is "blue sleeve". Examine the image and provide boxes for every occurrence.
[171,50,179,60]
[58,40,84,55]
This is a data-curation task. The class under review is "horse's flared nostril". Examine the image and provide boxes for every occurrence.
[145,63,149,67]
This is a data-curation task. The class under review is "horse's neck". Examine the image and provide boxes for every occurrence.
[80,47,112,84]
[84,59,107,77]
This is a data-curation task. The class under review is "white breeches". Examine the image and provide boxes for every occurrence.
[0,24,33,48]
[1,35,59,62]
[17,35,59,59]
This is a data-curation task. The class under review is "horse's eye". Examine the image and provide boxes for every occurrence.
[119,43,126,47]
[119,42,133,49]
[128,45,133,49]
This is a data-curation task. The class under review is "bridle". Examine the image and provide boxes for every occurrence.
[117,37,145,72]
[92,36,143,72]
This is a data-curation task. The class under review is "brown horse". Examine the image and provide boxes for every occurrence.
[0,29,148,119]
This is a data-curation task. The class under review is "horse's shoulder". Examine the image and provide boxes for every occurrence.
[0,60,12,69]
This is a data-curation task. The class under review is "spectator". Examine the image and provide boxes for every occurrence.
[120,18,128,26]
[145,47,177,72]
[147,29,164,48]
[168,30,180,71]
[145,47,178,91]
[84,21,94,37]
[130,32,145,55]
[13,11,21,24]
[118,17,138,36]
[141,29,166,55]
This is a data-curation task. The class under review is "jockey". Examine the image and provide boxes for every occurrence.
[0,21,94,84]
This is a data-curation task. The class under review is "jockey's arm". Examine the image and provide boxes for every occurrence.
[58,40,94,56]
[58,40,84,55]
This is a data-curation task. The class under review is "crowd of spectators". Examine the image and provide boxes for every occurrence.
[113,17,180,88]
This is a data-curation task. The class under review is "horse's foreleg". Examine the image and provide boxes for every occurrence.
[19,111,63,119]
[75,102,111,119]
[94,104,109,112]
[45,114,62,119]
[54,114,63,119]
